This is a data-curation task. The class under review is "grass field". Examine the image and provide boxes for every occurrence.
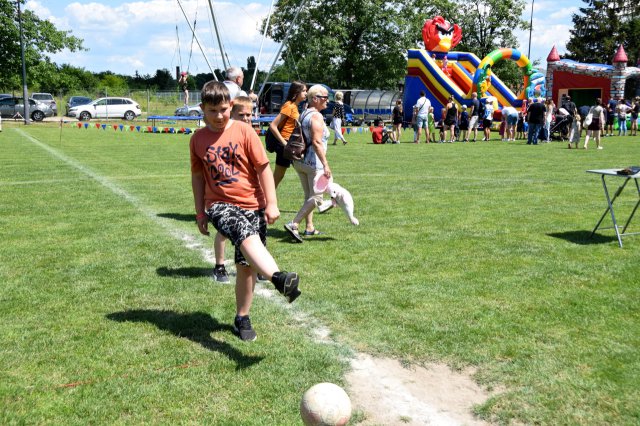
[1,121,639,424]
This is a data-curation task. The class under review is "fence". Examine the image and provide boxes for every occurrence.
[0,89,194,117]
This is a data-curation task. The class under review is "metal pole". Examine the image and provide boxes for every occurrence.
[527,0,535,58]
[207,0,228,70]
[257,0,309,99]
[250,0,275,91]
[18,0,30,124]
[176,0,217,79]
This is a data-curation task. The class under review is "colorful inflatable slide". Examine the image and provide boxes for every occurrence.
[403,16,546,122]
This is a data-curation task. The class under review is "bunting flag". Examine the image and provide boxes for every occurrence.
[66,121,194,135]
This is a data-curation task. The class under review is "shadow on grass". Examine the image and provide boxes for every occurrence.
[106,310,262,370]
[547,230,618,245]
[157,213,194,222]
[157,266,214,278]
[267,228,336,242]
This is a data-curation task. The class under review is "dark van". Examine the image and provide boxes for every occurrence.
[257,82,333,115]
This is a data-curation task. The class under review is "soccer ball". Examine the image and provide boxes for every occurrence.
[300,382,352,426]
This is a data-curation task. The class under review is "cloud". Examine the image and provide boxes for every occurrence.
[39,0,280,75]
[532,23,572,54]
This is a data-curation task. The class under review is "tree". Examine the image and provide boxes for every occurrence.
[265,0,529,90]
[150,69,176,91]
[565,0,640,65]
[0,0,85,90]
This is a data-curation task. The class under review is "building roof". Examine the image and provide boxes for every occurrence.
[613,44,628,63]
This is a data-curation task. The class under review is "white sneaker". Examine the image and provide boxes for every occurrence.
[597,146,603,150]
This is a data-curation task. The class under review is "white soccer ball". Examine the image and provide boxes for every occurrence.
[300,382,352,426]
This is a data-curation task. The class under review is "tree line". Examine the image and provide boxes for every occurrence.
[1,0,637,97]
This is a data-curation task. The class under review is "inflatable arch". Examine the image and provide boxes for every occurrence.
[470,48,546,101]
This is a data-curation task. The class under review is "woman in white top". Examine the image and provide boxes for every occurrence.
[284,85,332,242]
[544,98,555,142]
[331,91,348,145]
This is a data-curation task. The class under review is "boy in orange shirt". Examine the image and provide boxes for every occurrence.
[191,82,300,341]
[212,96,256,283]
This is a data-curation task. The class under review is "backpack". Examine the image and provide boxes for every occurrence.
[283,110,312,161]
[477,101,485,118]
[483,105,492,120]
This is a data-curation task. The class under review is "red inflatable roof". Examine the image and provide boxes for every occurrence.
[547,45,560,62]
[613,44,628,63]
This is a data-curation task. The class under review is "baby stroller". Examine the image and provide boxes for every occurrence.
[550,108,572,141]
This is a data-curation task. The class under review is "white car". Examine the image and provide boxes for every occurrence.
[68,97,141,121]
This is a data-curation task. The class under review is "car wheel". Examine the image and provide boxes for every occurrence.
[124,111,136,121]
[31,111,45,121]
[189,110,200,117]
[79,111,91,121]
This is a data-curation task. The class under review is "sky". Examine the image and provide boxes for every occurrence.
[27,0,584,79]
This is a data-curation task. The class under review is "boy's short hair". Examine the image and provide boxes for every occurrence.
[232,96,253,113]
[201,81,231,106]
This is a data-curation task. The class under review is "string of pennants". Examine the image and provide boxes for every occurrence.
[71,122,195,134]
[69,122,375,135]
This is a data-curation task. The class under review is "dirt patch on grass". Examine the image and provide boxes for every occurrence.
[346,353,491,425]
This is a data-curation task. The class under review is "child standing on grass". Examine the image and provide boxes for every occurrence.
[516,112,525,140]
[437,108,446,143]
[211,96,257,283]
[191,82,301,341]
[428,107,436,143]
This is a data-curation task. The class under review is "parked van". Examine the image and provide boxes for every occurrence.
[257,82,334,115]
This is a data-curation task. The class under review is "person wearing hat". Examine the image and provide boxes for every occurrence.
[178,71,189,105]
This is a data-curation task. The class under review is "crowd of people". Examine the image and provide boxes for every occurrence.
[369,93,639,147]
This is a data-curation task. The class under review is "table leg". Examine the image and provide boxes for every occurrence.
[620,179,640,234]
[590,175,629,247]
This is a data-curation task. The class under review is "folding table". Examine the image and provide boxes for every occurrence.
[587,168,640,247]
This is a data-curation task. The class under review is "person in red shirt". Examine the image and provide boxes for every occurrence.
[371,119,395,144]
[372,124,384,144]
[190,81,301,341]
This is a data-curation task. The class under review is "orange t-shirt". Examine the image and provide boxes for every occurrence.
[279,101,300,140]
[190,120,269,210]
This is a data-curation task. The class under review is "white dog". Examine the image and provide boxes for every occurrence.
[318,181,359,225]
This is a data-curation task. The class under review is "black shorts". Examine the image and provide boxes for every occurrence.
[482,118,492,128]
[205,203,267,266]
[607,114,614,125]
[273,142,292,168]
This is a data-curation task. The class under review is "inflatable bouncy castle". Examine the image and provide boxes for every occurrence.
[545,44,640,107]
[403,16,546,122]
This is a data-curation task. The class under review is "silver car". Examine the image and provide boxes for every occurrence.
[0,97,54,121]
[31,93,58,116]
[68,97,142,121]
[175,104,202,116]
